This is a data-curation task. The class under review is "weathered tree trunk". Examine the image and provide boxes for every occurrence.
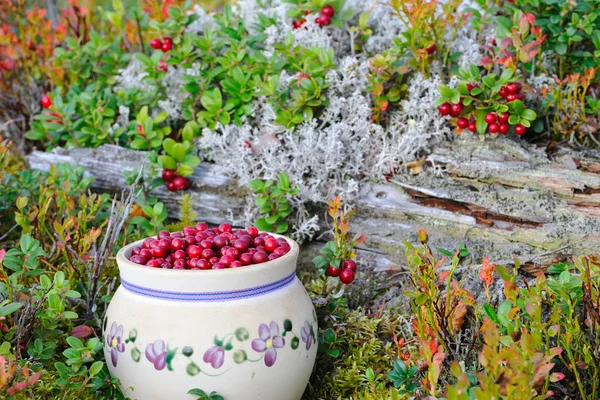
[27,135,600,288]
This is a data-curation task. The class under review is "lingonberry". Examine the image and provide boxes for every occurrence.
[183,226,197,236]
[339,268,355,284]
[499,123,509,134]
[450,103,463,117]
[484,113,497,124]
[225,248,240,259]
[172,250,186,260]
[315,15,331,26]
[166,181,177,192]
[174,259,187,269]
[231,260,243,268]
[326,265,341,277]
[468,122,477,132]
[274,247,287,257]
[425,44,436,55]
[158,230,170,239]
[189,258,199,268]
[132,246,142,255]
[505,93,516,102]
[253,251,268,264]
[41,94,52,109]
[506,83,520,94]
[515,92,524,100]
[163,36,173,45]
[201,249,214,260]
[218,223,232,233]
[199,240,213,250]
[466,83,477,92]
[239,253,253,265]
[129,255,144,264]
[184,236,196,246]
[488,123,499,133]
[342,259,357,272]
[232,239,249,252]
[265,238,279,253]
[321,5,335,17]
[161,41,172,52]
[161,262,172,269]
[187,245,201,259]
[498,112,509,123]
[159,59,168,72]
[292,19,306,29]
[150,38,163,50]
[457,118,469,129]
[196,222,209,231]
[514,124,526,135]
[498,86,508,97]
[438,103,451,116]
[139,249,152,260]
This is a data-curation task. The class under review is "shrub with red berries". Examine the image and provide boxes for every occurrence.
[287,1,343,29]
[436,67,537,136]
[312,197,366,286]
[128,223,292,269]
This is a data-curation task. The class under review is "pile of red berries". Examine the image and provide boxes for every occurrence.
[128,223,292,270]
[437,82,528,136]
[162,169,191,192]
[325,259,357,284]
[293,5,335,29]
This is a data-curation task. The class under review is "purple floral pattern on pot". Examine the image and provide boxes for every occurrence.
[145,339,168,370]
[107,322,125,367]
[300,321,314,350]
[251,321,285,367]
[203,346,225,369]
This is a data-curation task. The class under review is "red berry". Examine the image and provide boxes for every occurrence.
[150,38,163,50]
[40,94,52,109]
[253,251,268,264]
[162,169,176,182]
[173,249,187,260]
[457,118,469,129]
[484,113,497,124]
[174,259,187,269]
[467,122,477,132]
[220,254,235,267]
[157,239,171,250]
[187,245,201,259]
[339,268,355,284]
[143,238,156,249]
[163,36,173,45]
[514,124,526,135]
[274,247,287,257]
[321,5,335,17]
[515,92,524,100]
[498,86,508,97]
[450,103,463,117]
[213,235,229,249]
[209,257,219,266]
[506,83,519,94]
[151,246,167,258]
[197,259,211,270]
[146,259,161,268]
[265,238,278,253]
[315,15,331,26]
[139,249,151,260]
[488,123,499,133]
[498,112,509,123]
[173,176,188,191]
[218,223,232,233]
[438,103,451,116]
[425,44,436,55]
[158,230,171,239]
[326,265,341,277]
[506,93,516,102]
[499,123,509,134]
[239,253,253,266]
[213,262,227,269]
[292,19,306,29]
[342,260,357,272]
[466,83,477,92]
[132,246,142,255]
[201,249,214,260]
[231,260,243,268]
[232,239,249,252]
[161,41,172,52]
[159,59,168,72]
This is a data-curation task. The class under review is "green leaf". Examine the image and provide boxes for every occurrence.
[171,143,187,162]
[66,337,84,349]
[158,155,177,170]
[250,179,266,193]
[89,361,104,376]
[278,172,291,189]
[0,302,22,317]
[254,218,273,232]
[521,109,537,121]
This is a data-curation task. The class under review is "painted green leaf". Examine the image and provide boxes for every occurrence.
[131,347,141,362]
[186,362,201,376]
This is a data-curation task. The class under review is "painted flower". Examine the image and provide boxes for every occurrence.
[145,339,167,370]
[300,321,314,350]
[251,321,285,367]
[107,322,125,367]
[203,346,225,369]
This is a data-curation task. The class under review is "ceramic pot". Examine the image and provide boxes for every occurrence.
[103,234,317,400]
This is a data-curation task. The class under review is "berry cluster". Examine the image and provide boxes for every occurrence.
[128,223,292,270]
[325,259,357,284]
[150,36,173,72]
[162,169,191,192]
[292,5,335,29]
[438,82,528,136]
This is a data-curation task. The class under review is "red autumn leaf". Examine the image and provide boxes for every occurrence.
[520,38,545,63]
[71,325,94,339]
[550,372,565,382]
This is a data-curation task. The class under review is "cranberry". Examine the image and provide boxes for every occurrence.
[154,258,166,265]
[150,38,163,50]
[173,176,188,191]
[450,103,463,117]
[488,123,499,133]
[183,226,197,236]
[468,122,477,132]
[157,238,171,250]
[506,83,519,94]
[184,236,196,246]
[199,240,212,250]
[321,5,335,17]
[514,124,526,135]
[515,92,524,100]
[187,245,201,259]
[253,237,265,247]
[173,249,187,260]
[220,255,235,266]
[41,94,52,109]
[201,249,214,260]
[498,112,509,123]
[246,226,259,237]
[209,257,220,266]
[506,93,516,102]
[198,259,212,270]
[213,235,229,249]
[161,41,172,52]
[232,239,249,252]
[174,259,187,269]
[189,258,199,268]
[218,223,232,233]
[342,259,357,272]
[129,255,144,264]
[498,86,508,97]
[132,246,142,255]
[167,182,177,192]
[268,253,280,261]
[165,255,173,264]
[146,259,161,268]
[339,268,355,284]
[457,118,469,129]
[196,222,209,231]
[213,262,227,269]
[425,44,436,55]
[143,238,156,249]
[326,265,341,277]
[231,260,243,268]
[484,113,497,124]
[315,15,331,26]
[163,36,173,45]
[253,251,268,264]
[151,246,167,258]
[161,262,172,269]
[292,19,306,29]
[158,230,170,239]
[139,249,152,260]
[499,123,509,134]
[274,247,287,257]
[265,238,279,253]
[240,253,253,265]
[438,103,451,116]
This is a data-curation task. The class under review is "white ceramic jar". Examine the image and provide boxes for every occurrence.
[103,234,317,400]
